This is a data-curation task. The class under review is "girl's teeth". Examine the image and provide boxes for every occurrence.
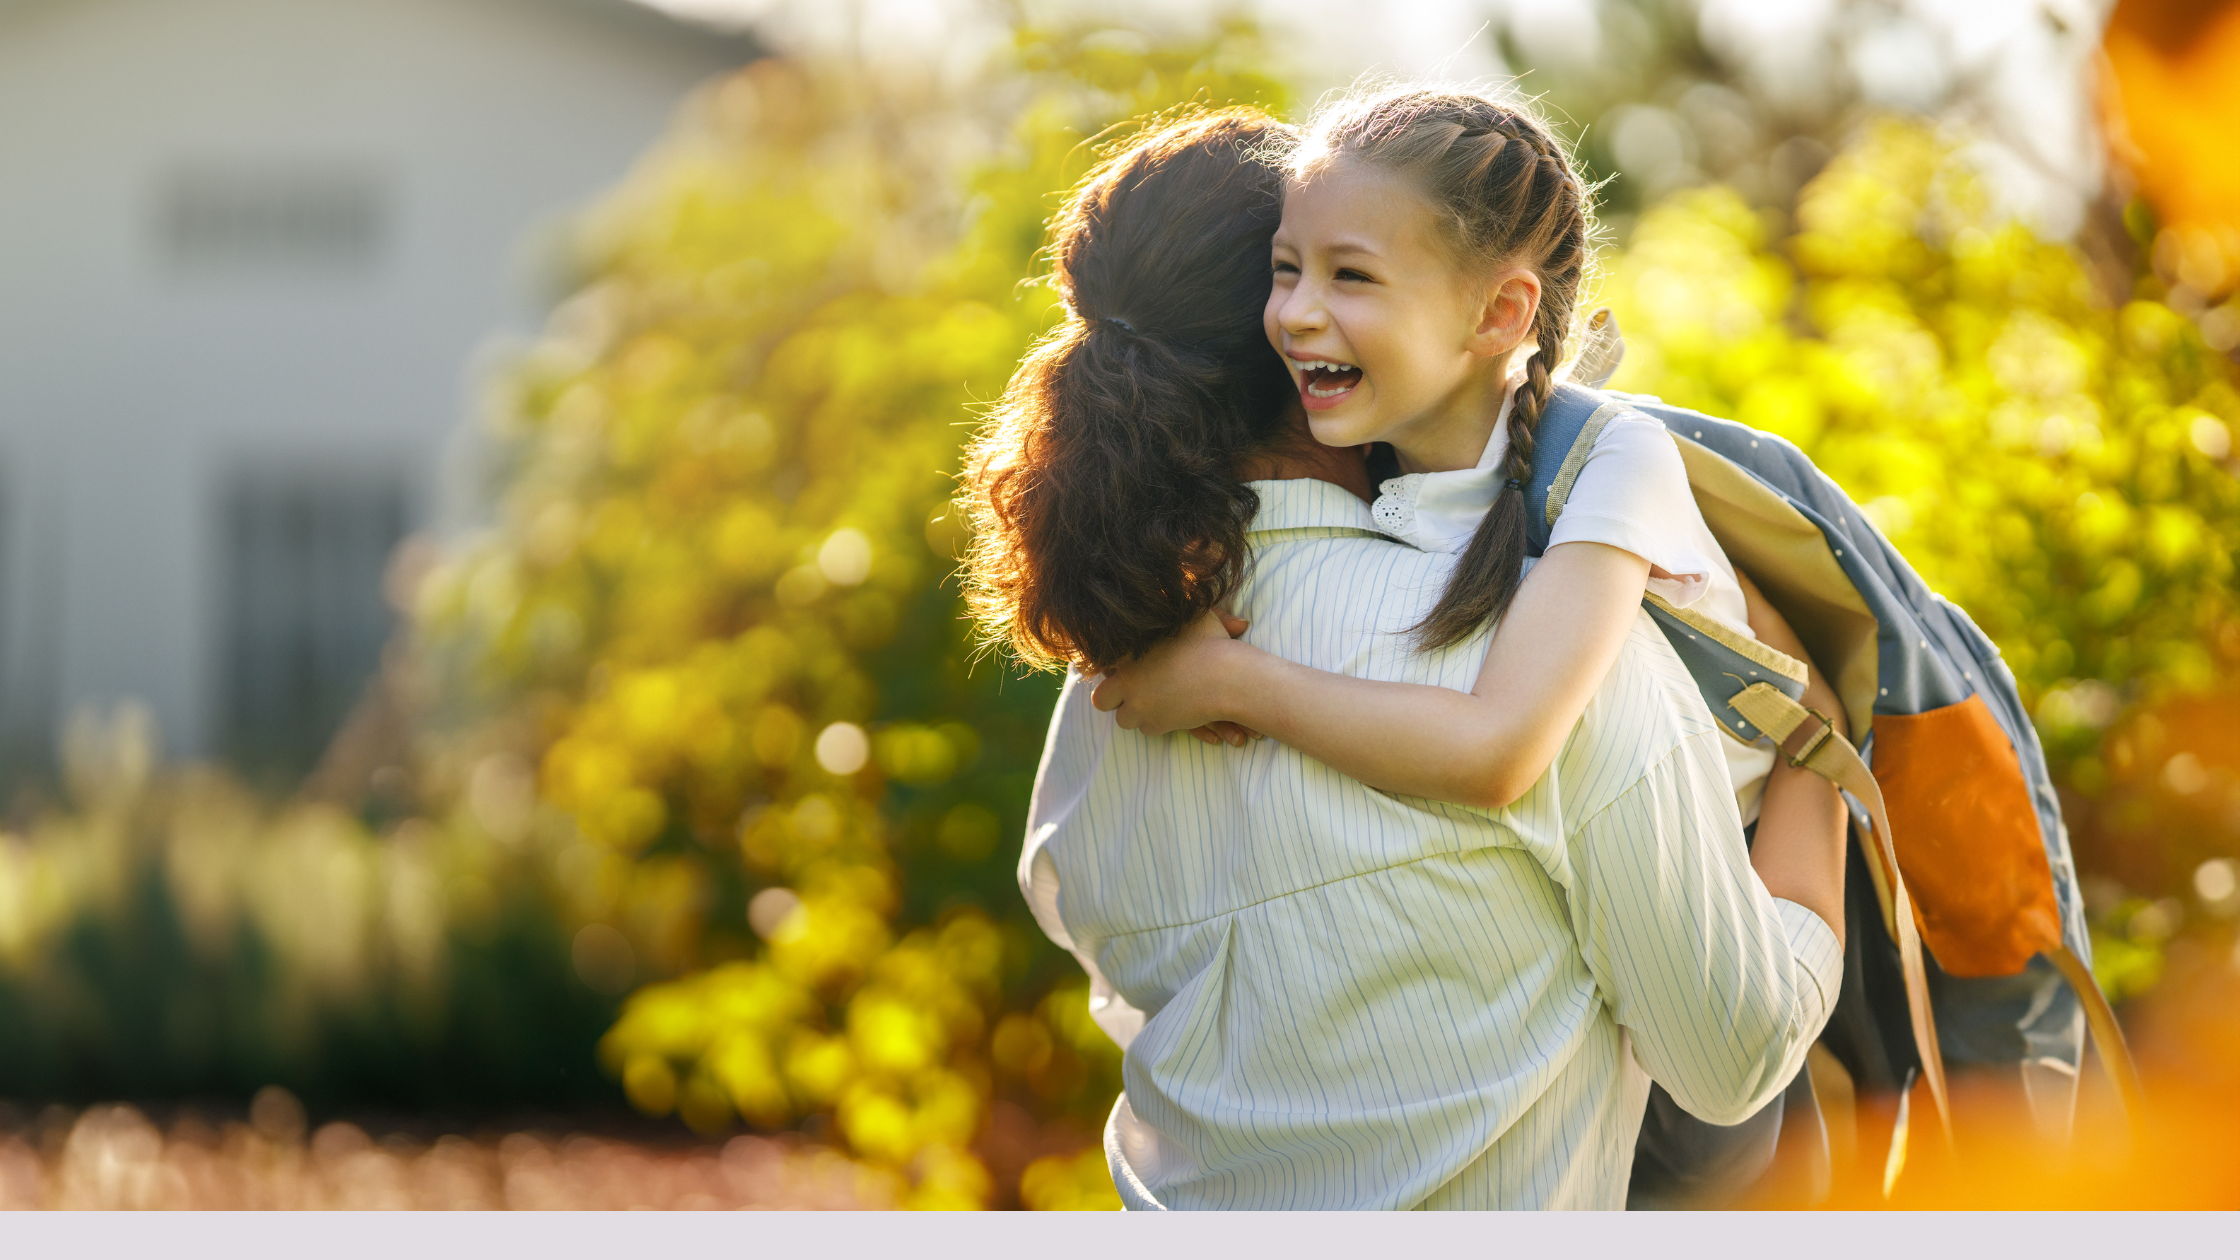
[1297,358,1359,398]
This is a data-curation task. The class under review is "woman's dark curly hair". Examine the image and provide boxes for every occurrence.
[961,108,1299,672]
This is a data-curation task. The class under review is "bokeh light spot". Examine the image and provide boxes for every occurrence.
[572,923,637,995]
[817,528,873,586]
[2196,859,2239,915]
[815,722,869,776]
[748,887,804,940]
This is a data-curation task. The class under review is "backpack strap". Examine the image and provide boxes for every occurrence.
[1728,681,1955,1152]
[1523,382,1632,557]
[1642,594,1810,745]
[1526,378,1964,1156]
[1545,399,1634,532]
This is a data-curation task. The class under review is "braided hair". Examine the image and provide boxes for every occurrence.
[1290,87,1594,650]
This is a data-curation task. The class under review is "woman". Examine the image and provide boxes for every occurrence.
[962,105,1844,1209]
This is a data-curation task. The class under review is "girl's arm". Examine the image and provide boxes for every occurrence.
[1090,539,1649,809]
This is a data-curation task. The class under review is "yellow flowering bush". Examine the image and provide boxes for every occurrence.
[1602,118,2240,990]
[1610,121,2240,725]
[413,24,1286,1206]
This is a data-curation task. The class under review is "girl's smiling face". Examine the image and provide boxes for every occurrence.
[1265,158,1540,473]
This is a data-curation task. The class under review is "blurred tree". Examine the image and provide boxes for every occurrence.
[1491,0,2107,247]
[412,21,1286,1207]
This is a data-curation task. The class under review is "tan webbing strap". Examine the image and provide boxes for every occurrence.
[1729,681,1954,1148]
[2046,944,2146,1124]
[1644,591,1810,688]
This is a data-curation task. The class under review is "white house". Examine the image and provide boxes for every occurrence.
[0,0,755,784]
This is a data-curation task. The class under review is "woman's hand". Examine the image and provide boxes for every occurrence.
[1090,611,1261,744]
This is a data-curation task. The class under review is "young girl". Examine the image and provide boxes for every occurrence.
[1086,86,1849,918]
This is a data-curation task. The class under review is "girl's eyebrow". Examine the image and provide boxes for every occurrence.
[1274,228,1383,262]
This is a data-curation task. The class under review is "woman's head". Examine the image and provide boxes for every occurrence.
[1273,85,1593,648]
[963,108,1299,672]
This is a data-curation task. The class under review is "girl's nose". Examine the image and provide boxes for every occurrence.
[1277,281,1326,336]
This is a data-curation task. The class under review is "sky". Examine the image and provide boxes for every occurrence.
[632,0,2116,237]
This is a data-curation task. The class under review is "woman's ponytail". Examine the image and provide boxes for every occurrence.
[963,110,1297,672]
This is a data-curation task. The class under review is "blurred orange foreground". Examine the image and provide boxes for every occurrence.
[1758,933,2240,1209]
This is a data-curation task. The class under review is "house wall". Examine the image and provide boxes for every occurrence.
[0,0,750,770]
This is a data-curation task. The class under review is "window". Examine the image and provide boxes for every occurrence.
[218,466,408,786]
[161,163,390,274]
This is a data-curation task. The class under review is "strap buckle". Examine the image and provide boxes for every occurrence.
[1782,707,1836,768]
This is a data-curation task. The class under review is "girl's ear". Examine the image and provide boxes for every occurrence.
[1469,269,1542,359]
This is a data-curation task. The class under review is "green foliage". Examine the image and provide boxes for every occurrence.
[0,705,619,1108]
[1606,118,2240,753]
[414,24,1285,1205]
[1600,118,2240,993]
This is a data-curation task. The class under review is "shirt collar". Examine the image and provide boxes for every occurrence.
[1247,357,1531,550]
[1244,477,1388,537]
[1371,389,1518,555]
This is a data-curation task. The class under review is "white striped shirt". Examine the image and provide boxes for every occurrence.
[1019,478,1842,1210]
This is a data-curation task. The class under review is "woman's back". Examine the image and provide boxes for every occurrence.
[1023,478,1827,1209]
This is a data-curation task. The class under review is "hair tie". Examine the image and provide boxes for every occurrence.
[1503,478,1526,493]
[1102,316,1137,334]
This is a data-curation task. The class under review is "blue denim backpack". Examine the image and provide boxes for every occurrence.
[1546,322,2136,1188]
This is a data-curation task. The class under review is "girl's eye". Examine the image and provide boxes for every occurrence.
[1335,267,1372,283]
[1272,260,1299,276]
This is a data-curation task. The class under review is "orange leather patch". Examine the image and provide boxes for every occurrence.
[1872,694,2063,978]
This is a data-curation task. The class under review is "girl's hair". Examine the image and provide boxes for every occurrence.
[1291,86,1593,650]
[962,109,1299,672]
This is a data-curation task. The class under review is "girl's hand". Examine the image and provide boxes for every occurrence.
[1091,611,1260,742]
[1187,721,1259,748]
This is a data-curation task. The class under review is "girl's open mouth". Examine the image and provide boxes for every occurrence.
[1295,358,1362,408]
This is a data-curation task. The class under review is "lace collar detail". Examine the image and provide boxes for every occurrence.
[1368,393,1517,555]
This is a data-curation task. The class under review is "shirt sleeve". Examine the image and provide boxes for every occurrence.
[1547,413,1722,610]
[1564,726,1843,1124]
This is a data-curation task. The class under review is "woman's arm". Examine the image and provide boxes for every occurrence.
[1735,572,1850,948]
[1090,539,1650,809]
